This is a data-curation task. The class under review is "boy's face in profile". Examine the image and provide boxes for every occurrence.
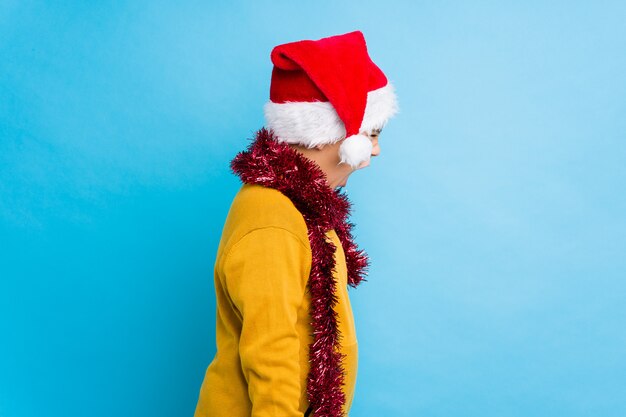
[287,128,383,189]
[335,128,382,187]
[354,128,381,170]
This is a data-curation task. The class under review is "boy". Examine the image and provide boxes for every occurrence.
[194,30,399,417]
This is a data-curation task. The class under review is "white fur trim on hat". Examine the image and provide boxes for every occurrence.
[359,82,399,133]
[263,82,399,147]
[338,133,373,169]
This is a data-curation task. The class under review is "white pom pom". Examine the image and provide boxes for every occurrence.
[338,133,373,169]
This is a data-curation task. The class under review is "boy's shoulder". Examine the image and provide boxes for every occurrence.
[231,183,307,228]
[217,183,310,258]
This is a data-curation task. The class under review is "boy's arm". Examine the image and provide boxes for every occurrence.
[223,226,311,417]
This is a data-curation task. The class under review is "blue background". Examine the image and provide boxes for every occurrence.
[1,1,625,416]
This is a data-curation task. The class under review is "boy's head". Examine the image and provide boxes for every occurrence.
[263,31,399,172]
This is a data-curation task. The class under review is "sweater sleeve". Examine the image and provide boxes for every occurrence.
[222,226,312,417]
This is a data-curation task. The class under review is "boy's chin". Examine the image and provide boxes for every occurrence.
[334,177,348,189]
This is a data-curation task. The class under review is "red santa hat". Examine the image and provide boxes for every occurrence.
[263,30,399,169]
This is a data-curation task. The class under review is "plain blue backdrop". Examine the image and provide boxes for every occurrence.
[1,1,625,416]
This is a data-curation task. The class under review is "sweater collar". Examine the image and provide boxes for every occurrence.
[230,127,351,232]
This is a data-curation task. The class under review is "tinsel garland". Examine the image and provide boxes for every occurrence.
[230,127,370,417]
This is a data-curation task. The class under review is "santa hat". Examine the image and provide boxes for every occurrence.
[263,30,399,169]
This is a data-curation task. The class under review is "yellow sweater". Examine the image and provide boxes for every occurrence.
[194,183,358,417]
